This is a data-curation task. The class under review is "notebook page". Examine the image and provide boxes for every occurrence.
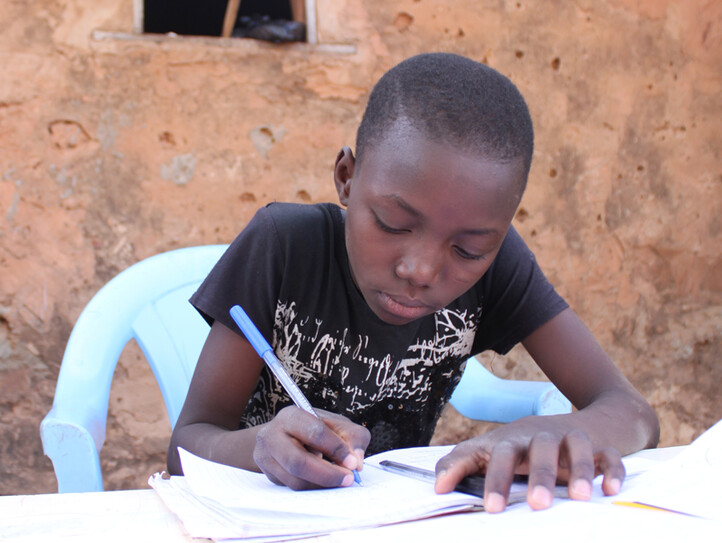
[177,447,482,523]
[602,419,722,520]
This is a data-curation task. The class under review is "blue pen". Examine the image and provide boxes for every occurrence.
[229,304,362,485]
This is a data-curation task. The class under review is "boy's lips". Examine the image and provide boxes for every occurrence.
[378,292,434,321]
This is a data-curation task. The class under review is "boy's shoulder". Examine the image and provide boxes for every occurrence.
[261,201,341,229]
[255,202,344,248]
[227,203,343,256]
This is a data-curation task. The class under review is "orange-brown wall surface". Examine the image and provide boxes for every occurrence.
[0,0,719,493]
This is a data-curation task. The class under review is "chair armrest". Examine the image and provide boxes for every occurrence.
[40,413,103,493]
[449,357,572,423]
[39,299,135,493]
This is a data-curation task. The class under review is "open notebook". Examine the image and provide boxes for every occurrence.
[149,445,531,540]
[150,421,722,541]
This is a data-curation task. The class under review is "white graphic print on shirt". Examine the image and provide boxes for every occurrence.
[263,300,479,413]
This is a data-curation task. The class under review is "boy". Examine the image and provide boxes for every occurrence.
[168,53,659,513]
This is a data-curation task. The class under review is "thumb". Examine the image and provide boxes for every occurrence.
[434,446,484,494]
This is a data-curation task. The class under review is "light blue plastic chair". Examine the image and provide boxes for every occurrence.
[40,245,227,493]
[40,245,571,493]
[449,357,571,423]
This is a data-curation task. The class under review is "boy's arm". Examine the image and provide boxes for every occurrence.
[167,320,264,474]
[435,307,659,512]
[167,320,369,489]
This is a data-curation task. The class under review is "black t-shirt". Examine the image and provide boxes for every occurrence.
[190,202,568,454]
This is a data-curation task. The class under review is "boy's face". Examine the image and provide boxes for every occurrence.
[334,122,526,325]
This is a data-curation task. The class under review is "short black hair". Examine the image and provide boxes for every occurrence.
[356,53,534,183]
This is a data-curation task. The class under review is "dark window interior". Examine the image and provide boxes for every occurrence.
[144,0,294,37]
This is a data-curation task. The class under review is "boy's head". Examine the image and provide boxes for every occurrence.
[334,53,535,325]
[355,52,534,189]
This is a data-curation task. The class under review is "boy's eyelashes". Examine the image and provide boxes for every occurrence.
[373,214,410,234]
[373,213,486,261]
[453,246,485,261]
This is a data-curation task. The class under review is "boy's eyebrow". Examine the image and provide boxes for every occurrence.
[461,227,499,236]
[379,194,499,236]
[381,194,421,218]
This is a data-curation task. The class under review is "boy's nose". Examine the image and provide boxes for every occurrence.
[395,246,442,287]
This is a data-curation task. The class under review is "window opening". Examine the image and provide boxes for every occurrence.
[140,0,311,43]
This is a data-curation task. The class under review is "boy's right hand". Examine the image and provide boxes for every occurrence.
[253,406,370,490]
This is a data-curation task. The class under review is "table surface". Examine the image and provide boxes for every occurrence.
[0,447,686,542]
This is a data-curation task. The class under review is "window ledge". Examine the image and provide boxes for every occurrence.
[90,30,356,55]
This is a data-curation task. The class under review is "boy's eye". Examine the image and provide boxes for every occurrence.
[374,214,409,234]
[454,246,484,261]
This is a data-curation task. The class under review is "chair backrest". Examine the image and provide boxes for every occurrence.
[40,245,227,492]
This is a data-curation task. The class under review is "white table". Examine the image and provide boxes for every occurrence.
[0,447,690,542]
[0,488,195,542]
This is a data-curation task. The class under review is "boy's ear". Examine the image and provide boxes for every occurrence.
[333,146,355,206]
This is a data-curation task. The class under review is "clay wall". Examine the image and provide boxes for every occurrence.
[0,0,719,493]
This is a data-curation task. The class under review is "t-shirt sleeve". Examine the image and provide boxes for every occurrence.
[472,226,569,355]
[189,205,283,343]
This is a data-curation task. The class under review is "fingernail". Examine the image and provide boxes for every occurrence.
[433,471,447,494]
[607,478,622,495]
[485,492,505,513]
[342,454,358,471]
[354,448,365,469]
[530,486,552,509]
[341,473,354,487]
[571,479,592,500]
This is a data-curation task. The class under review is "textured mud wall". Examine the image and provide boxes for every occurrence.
[0,0,719,494]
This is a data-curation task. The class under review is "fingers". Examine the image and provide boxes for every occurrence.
[527,430,598,509]
[482,441,523,513]
[317,410,371,470]
[434,429,625,514]
[259,453,354,489]
[562,430,595,501]
[526,432,562,510]
[596,447,625,496]
[254,406,368,490]
[528,437,624,506]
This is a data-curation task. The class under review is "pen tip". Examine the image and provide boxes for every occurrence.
[353,470,362,486]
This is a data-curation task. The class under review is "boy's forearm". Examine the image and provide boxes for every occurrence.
[167,422,262,475]
[520,309,660,455]
[485,388,659,463]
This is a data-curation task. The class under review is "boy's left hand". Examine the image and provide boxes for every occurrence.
[433,418,625,513]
